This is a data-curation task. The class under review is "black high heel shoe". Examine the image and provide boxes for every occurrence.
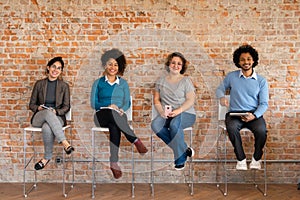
[34,159,50,170]
[64,146,74,155]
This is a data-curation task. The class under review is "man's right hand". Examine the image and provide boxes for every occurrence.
[220,97,229,107]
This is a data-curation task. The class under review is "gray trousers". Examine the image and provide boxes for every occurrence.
[32,110,65,160]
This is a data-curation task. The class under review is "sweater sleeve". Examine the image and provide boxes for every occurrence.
[90,79,100,110]
[253,78,269,118]
[216,75,230,99]
[120,79,131,112]
[29,80,40,113]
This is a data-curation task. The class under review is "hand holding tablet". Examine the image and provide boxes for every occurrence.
[40,105,55,113]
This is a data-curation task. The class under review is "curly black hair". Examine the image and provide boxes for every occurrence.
[233,44,259,68]
[101,48,127,76]
[165,52,187,74]
[46,56,64,73]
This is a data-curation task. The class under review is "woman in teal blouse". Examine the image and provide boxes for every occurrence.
[91,49,148,179]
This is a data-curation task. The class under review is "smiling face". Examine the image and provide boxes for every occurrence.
[47,61,62,80]
[105,58,119,77]
[239,52,254,74]
[168,56,183,75]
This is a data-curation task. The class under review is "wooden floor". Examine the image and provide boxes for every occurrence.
[0,183,299,200]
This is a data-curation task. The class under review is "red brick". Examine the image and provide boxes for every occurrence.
[0,0,298,184]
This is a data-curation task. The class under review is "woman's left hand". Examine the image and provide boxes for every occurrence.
[109,104,124,116]
[118,108,124,116]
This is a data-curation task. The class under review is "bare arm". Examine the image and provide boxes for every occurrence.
[153,91,168,118]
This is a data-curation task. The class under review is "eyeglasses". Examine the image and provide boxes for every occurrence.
[170,61,182,66]
[50,65,62,71]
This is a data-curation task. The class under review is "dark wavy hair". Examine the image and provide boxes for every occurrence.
[165,52,187,74]
[101,48,127,76]
[46,56,64,73]
[233,44,259,68]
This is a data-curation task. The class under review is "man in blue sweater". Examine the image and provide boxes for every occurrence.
[216,44,269,170]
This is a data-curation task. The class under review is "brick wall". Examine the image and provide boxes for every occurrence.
[0,0,299,184]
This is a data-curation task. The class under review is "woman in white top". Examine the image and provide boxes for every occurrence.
[151,52,196,170]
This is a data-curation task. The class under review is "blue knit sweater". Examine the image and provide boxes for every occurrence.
[90,76,131,111]
[216,70,269,118]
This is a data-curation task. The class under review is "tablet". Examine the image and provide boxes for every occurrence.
[229,112,248,116]
[100,107,121,114]
[40,105,50,110]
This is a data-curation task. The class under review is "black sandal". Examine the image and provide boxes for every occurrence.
[34,159,50,170]
[64,146,74,155]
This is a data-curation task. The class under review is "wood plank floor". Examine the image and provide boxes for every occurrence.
[0,183,299,200]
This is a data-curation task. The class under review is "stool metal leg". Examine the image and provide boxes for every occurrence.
[131,144,135,198]
[224,130,228,196]
[70,127,75,189]
[23,130,38,198]
[188,129,194,195]
[217,127,267,197]
[23,129,28,197]
[91,130,96,199]
[216,128,228,196]
[216,129,221,192]
[62,127,74,198]
[263,148,267,196]
[150,129,193,197]
[23,126,72,198]
[91,127,135,198]
[62,149,66,197]
[253,147,267,196]
[23,129,33,198]
[150,132,154,196]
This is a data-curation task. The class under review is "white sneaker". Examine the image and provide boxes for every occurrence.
[236,158,247,170]
[249,157,261,170]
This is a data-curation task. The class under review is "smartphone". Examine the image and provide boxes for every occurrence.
[164,105,172,116]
